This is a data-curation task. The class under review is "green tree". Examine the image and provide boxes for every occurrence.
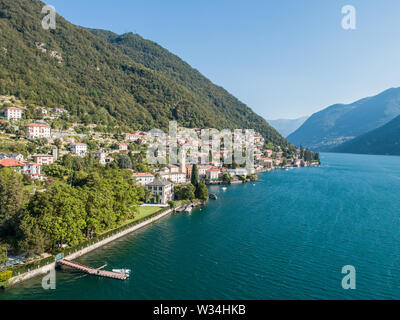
[191,164,199,186]
[175,184,196,201]
[221,172,232,183]
[0,246,7,266]
[17,215,48,255]
[42,164,71,179]
[168,200,177,209]
[0,168,25,235]
[54,138,62,149]
[25,182,87,248]
[195,181,209,201]
[118,155,132,169]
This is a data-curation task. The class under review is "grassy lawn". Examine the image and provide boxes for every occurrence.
[133,206,163,222]
[118,206,163,226]
[98,206,163,236]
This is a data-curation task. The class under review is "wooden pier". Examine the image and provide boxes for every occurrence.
[58,259,128,280]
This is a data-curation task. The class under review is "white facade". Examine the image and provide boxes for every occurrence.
[21,163,42,180]
[25,124,51,139]
[92,151,107,164]
[132,173,155,186]
[226,168,248,176]
[5,107,22,121]
[70,143,87,156]
[160,172,187,184]
[146,179,174,204]
[206,169,220,181]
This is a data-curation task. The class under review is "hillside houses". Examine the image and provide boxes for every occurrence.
[4,106,22,121]
[0,158,43,180]
[125,132,147,143]
[92,150,113,165]
[32,154,54,166]
[0,153,24,161]
[70,143,87,156]
[25,123,51,139]
[132,172,155,186]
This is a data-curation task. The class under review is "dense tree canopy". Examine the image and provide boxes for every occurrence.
[0,168,25,236]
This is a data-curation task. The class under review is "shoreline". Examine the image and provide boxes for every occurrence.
[1,205,181,290]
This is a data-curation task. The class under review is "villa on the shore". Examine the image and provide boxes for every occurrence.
[146,178,174,205]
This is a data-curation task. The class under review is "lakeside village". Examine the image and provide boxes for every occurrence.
[0,96,319,282]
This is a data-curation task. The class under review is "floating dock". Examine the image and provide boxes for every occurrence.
[58,259,128,280]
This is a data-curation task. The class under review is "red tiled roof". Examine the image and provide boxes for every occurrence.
[207,168,221,172]
[0,158,25,167]
[5,107,22,110]
[132,172,154,177]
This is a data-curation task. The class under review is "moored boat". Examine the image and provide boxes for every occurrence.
[112,269,131,276]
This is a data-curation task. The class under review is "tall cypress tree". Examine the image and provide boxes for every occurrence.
[191,164,199,187]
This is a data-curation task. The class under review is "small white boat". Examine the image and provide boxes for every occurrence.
[184,205,193,213]
[222,187,227,191]
[112,269,131,276]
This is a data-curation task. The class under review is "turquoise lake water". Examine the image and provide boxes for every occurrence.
[2,152,400,300]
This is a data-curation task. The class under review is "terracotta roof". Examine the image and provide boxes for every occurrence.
[25,123,50,128]
[0,158,25,167]
[5,107,22,110]
[132,173,154,177]
[207,168,221,172]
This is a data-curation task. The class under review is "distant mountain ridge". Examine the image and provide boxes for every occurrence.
[333,114,400,155]
[287,88,400,151]
[268,116,308,137]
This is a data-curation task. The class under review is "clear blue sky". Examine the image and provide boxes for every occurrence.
[47,0,400,120]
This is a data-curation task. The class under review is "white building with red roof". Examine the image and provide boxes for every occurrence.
[125,132,147,143]
[0,158,25,169]
[0,158,43,180]
[21,162,42,178]
[206,168,221,181]
[25,123,51,139]
[132,172,155,186]
[4,107,22,121]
